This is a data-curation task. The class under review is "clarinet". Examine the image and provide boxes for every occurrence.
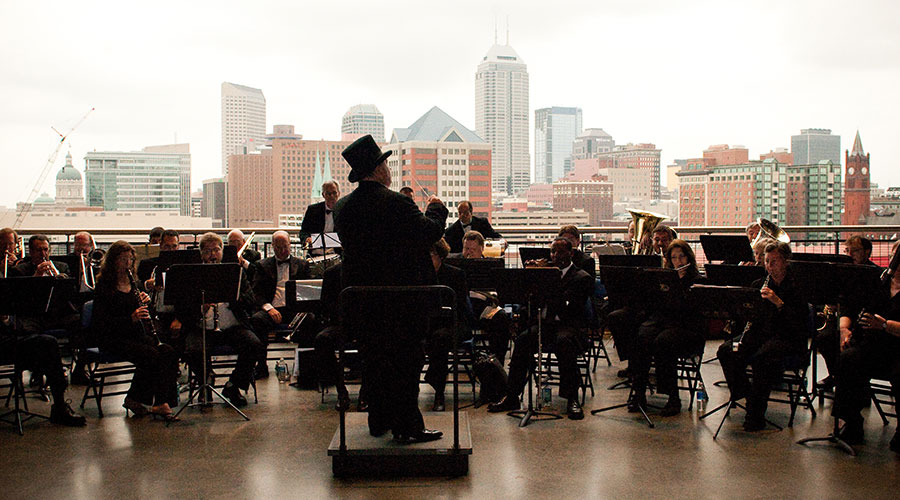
[735,274,771,351]
[128,269,164,346]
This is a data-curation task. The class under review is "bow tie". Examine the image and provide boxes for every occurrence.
[277,259,290,265]
[325,209,333,215]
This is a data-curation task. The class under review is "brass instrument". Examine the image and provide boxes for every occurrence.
[628,209,668,255]
[735,274,771,351]
[483,238,506,258]
[237,232,256,258]
[751,218,790,248]
[127,269,163,346]
[44,258,61,277]
[854,240,900,336]
[816,304,836,332]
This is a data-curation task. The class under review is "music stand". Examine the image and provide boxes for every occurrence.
[444,257,504,291]
[165,263,248,422]
[703,264,767,287]
[491,267,562,427]
[700,235,753,264]
[595,254,662,268]
[590,268,680,427]
[518,247,550,267]
[0,277,71,434]
[789,253,854,264]
[793,262,882,455]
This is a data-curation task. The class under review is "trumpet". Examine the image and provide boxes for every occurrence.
[42,258,62,277]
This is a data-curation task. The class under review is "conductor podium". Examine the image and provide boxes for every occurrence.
[328,285,472,477]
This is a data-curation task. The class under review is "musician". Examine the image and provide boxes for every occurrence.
[652,225,676,256]
[716,241,809,431]
[816,235,879,391]
[746,221,761,242]
[227,229,261,282]
[92,240,179,420]
[489,237,594,420]
[831,240,900,451]
[750,238,773,266]
[15,235,79,337]
[335,134,448,443]
[627,240,705,416]
[455,230,512,363]
[399,186,415,200]
[425,238,474,411]
[558,225,596,278]
[178,233,264,408]
[444,200,501,254]
[139,229,179,285]
[1,227,22,277]
[300,181,340,250]
[250,230,311,378]
[148,226,164,245]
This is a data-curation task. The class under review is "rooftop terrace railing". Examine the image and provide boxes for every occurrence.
[16,224,900,269]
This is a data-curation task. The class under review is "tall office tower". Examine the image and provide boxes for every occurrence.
[475,41,529,196]
[534,107,583,184]
[341,104,385,143]
[572,128,615,160]
[842,131,871,225]
[85,144,192,215]
[385,106,493,221]
[791,128,841,166]
[221,82,266,176]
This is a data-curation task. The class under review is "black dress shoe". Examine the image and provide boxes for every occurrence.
[837,418,864,445]
[487,395,520,413]
[432,393,445,412]
[222,383,248,408]
[393,429,443,444]
[334,393,351,412]
[50,402,86,427]
[659,396,681,417]
[742,417,765,432]
[567,399,584,420]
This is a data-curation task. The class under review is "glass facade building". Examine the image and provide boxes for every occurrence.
[534,106,583,184]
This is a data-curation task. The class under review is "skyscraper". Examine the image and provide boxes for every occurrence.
[341,104,385,143]
[475,41,529,196]
[791,128,841,166]
[221,82,266,176]
[534,107,583,184]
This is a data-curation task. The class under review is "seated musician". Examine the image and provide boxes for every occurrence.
[489,237,594,420]
[816,235,879,391]
[746,221,761,242]
[227,229,261,282]
[0,228,86,427]
[300,181,340,253]
[149,226,164,245]
[716,241,809,432]
[750,237,773,266]
[14,235,80,338]
[558,225,596,278]
[250,230,311,378]
[627,240,705,416]
[180,233,264,408]
[92,241,179,420]
[651,225,676,260]
[139,229,184,349]
[830,240,900,451]
[444,200,502,254]
[137,228,176,285]
[425,238,475,411]
[456,230,512,364]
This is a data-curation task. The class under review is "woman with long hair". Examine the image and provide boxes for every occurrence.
[91,240,179,420]
[627,239,706,416]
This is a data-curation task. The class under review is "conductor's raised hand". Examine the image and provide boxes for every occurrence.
[425,195,443,207]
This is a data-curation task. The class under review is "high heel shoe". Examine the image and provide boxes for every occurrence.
[123,398,149,417]
[150,403,180,422]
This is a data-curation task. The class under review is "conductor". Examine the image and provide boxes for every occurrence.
[335,134,449,444]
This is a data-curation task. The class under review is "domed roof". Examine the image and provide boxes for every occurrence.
[35,193,55,204]
[56,152,82,181]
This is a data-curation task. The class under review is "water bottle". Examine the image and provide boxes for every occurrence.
[275,358,289,383]
[696,381,708,411]
[541,386,552,406]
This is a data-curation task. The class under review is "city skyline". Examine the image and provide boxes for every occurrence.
[2,1,898,209]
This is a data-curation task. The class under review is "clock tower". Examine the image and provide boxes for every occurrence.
[842,131,870,225]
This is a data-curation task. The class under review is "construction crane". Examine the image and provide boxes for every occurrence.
[14,107,95,229]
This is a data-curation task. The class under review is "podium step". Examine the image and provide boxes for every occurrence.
[328,412,472,477]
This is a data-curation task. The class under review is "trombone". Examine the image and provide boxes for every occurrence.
[237,231,256,258]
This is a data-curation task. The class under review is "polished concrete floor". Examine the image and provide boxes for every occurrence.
[1,341,898,499]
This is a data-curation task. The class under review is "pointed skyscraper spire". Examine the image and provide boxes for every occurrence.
[323,149,333,183]
[851,130,865,157]
[311,148,323,202]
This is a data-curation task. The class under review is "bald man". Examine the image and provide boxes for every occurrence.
[249,231,311,378]
[227,229,261,281]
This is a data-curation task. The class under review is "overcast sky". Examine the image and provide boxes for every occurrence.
[2,0,898,208]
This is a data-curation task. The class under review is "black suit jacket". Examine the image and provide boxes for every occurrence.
[546,266,594,330]
[335,180,448,288]
[572,249,596,278]
[242,248,261,264]
[252,255,311,309]
[15,259,71,277]
[300,201,332,243]
[443,216,501,253]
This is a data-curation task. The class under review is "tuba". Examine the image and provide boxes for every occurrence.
[628,209,668,255]
[751,218,790,248]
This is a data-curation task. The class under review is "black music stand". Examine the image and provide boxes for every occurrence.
[590,268,681,428]
[703,264,767,287]
[790,253,854,264]
[595,254,662,268]
[700,235,753,264]
[165,263,248,422]
[518,247,550,267]
[689,285,781,438]
[491,267,562,427]
[444,257,504,291]
[0,277,74,435]
[793,262,882,455]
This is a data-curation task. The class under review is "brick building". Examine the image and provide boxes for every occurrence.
[595,143,661,200]
[552,179,613,225]
[842,131,871,225]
